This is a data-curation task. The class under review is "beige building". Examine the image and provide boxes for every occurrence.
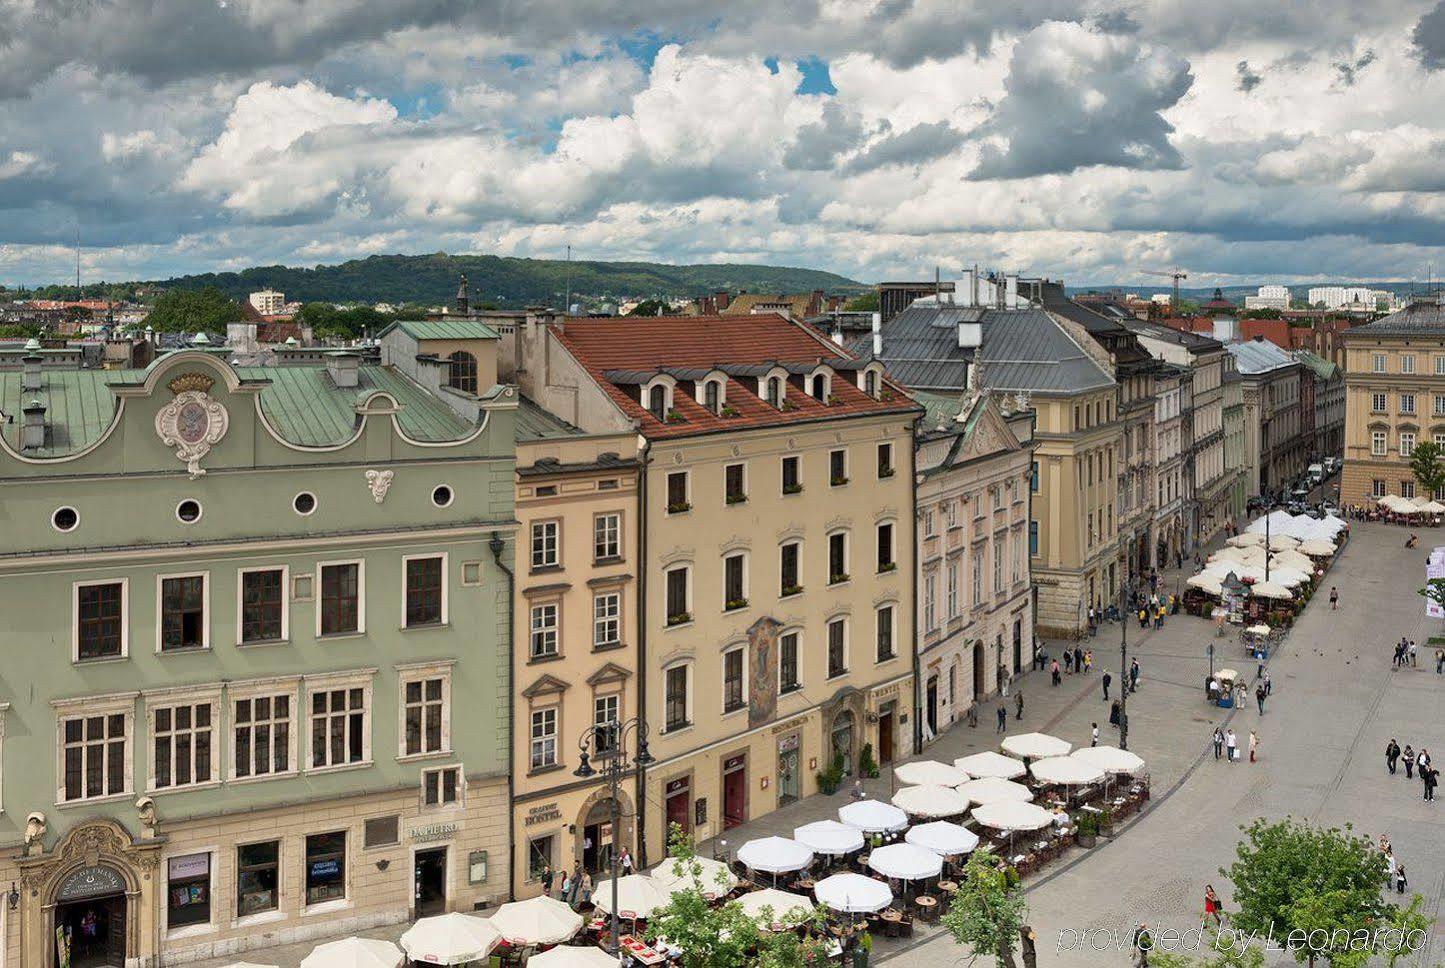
[509,401,641,899]
[1341,298,1445,504]
[501,312,918,866]
[247,289,286,315]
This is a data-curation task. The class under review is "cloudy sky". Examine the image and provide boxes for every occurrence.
[6,0,1445,289]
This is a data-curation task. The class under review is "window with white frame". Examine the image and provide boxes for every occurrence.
[593,592,621,649]
[401,669,450,757]
[594,513,622,560]
[1373,353,1387,373]
[75,579,127,661]
[779,632,800,693]
[530,520,560,569]
[1402,393,1417,415]
[1436,356,1445,376]
[150,697,216,790]
[665,566,691,625]
[993,542,1003,594]
[923,573,936,630]
[723,553,747,609]
[877,443,894,478]
[826,617,847,678]
[646,382,671,420]
[422,765,462,807]
[530,708,557,769]
[530,603,559,659]
[1372,479,1387,498]
[780,541,801,595]
[1434,395,1445,417]
[1372,430,1388,456]
[972,548,984,602]
[1372,393,1387,413]
[308,673,371,769]
[58,697,132,803]
[1402,431,1417,457]
[233,689,293,779]
[945,500,957,528]
[946,560,959,616]
[593,694,619,753]
[1403,480,1417,498]
[876,522,895,572]
[875,604,895,661]
[664,664,690,731]
[722,647,746,713]
[158,573,208,652]
[238,567,287,644]
[403,555,446,628]
[827,531,849,584]
[1403,354,1417,374]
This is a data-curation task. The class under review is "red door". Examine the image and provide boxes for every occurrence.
[665,778,691,839]
[722,757,747,829]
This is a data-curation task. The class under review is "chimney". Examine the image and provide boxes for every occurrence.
[326,352,360,388]
[872,312,882,357]
[21,354,42,392]
[21,399,45,450]
[715,290,731,311]
[957,320,982,349]
[1005,274,1019,310]
[958,270,976,307]
[831,320,844,345]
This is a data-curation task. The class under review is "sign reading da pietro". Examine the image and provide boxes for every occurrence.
[409,822,459,844]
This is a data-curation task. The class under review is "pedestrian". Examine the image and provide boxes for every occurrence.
[997,704,1007,733]
[1397,864,1408,894]
[1427,767,1439,802]
[1087,605,1096,631]
[1263,672,1272,697]
[1386,850,1397,886]
[1132,923,1152,967]
[1110,700,1121,728]
[1051,659,1061,687]
[1130,658,1141,693]
[1436,648,1444,674]
[1412,641,1419,667]
[1015,691,1024,720]
[1213,726,1224,759]
[1329,586,1338,610]
[1102,672,1112,701]
[1064,649,1073,674]
[580,870,594,907]
[1091,722,1100,747]
[1248,730,1258,763]
[1387,739,1401,775]
[1420,747,1433,781]
[1404,745,1416,780]
[568,863,583,906]
[1255,682,1266,715]
[541,863,555,897]
[1084,650,1093,672]
[1203,885,1223,928]
[1138,606,1148,629]
[851,777,867,800]
[1226,729,1238,763]
[1074,646,1084,673]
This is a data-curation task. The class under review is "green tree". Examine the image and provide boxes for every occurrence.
[1418,577,1445,617]
[142,286,244,333]
[940,848,1028,967]
[1407,440,1445,499]
[844,291,879,312]
[625,299,673,317]
[1153,943,1265,968]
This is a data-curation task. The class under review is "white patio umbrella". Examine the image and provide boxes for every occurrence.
[956,776,1034,805]
[970,801,1054,833]
[400,913,502,965]
[905,821,980,856]
[526,948,620,968]
[736,888,815,928]
[1071,745,1146,775]
[488,895,584,945]
[1267,534,1300,551]
[1298,539,1337,556]
[868,843,943,882]
[1267,567,1309,588]
[737,836,814,875]
[1215,668,1240,681]
[592,874,672,919]
[1244,623,1272,636]
[891,783,970,818]
[1250,581,1293,600]
[1227,532,1265,547]
[954,751,1027,780]
[838,799,908,834]
[1186,574,1223,594]
[812,872,893,914]
[1427,502,1445,515]
[894,759,969,787]
[794,820,865,856]
[1001,732,1072,759]
[652,855,739,898]
[300,938,404,968]
[1029,756,1106,786]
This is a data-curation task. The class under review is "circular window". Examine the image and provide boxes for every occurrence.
[293,491,317,516]
[51,506,79,533]
[431,485,454,508]
[176,499,203,524]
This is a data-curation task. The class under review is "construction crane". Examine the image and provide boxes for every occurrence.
[1142,268,1188,310]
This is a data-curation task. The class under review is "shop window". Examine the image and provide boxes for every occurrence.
[237,841,279,917]
[167,853,211,929]
[304,831,347,906]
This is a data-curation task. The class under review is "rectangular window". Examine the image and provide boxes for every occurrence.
[528,836,554,881]
[1401,432,1416,457]
[404,556,445,628]
[304,832,346,906]
[780,632,800,693]
[167,853,211,928]
[827,619,846,678]
[1434,395,1445,417]
[422,765,461,807]
[1401,393,1417,415]
[529,708,557,769]
[993,542,1003,594]
[665,666,689,731]
[1030,461,1039,492]
[593,695,619,753]
[160,575,207,651]
[61,712,126,801]
[828,532,848,584]
[876,522,895,572]
[926,508,938,534]
[1403,354,1417,374]
[724,463,747,504]
[780,542,800,595]
[875,605,894,661]
[945,500,957,528]
[1372,393,1387,413]
[876,443,894,478]
[1403,480,1417,499]
[234,693,290,779]
[666,567,690,624]
[152,701,213,790]
[972,549,984,602]
[239,568,286,644]
[923,574,936,630]
[530,521,559,569]
[594,513,621,560]
[1029,521,1039,556]
[593,592,620,648]
[781,455,801,494]
[1436,356,1445,376]
[1435,433,1445,449]
[1373,353,1387,372]
[530,603,559,658]
[319,562,361,636]
[722,648,745,713]
[724,554,746,609]
[666,471,690,512]
[76,581,125,660]
[829,449,848,485]
[237,841,279,917]
[403,677,447,756]
[946,561,959,616]
[310,685,367,769]
[1372,430,1388,456]
[1372,479,1386,498]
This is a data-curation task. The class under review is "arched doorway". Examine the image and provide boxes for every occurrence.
[54,865,129,968]
[830,711,855,776]
[972,641,985,702]
[582,798,620,875]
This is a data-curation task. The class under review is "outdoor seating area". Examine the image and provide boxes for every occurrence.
[1359,493,1445,525]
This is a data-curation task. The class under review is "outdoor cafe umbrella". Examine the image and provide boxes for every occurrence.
[652,855,739,899]
[891,783,970,819]
[1298,538,1337,556]
[1250,581,1293,600]
[526,947,620,968]
[735,888,815,929]
[1267,534,1300,551]
[954,751,1026,780]
[737,836,814,875]
[1215,668,1240,682]
[488,895,584,945]
[1227,532,1265,547]
[894,759,968,787]
[957,776,1034,805]
[1071,745,1146,775]
[400,913,503,965]
[905,821,980,856]
[1029,756,1106,786]
[1001,732,1072,760]
[1244,623,1271,637]
[1266,567,1310,588]
[839,799,909,834]
[1186,574,1223,595]
[812,873,894,914]
[970,801,1054,833]
[868,843,943,882]
[794,820,866,856]
[300,938,404,968]
[592,874,672,919]
[1427,502,1445,515]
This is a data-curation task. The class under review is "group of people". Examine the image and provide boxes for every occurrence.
[1392,638,1420,669]
[1136,593,1177,631]
[1212,725,1259,763]
[1384,740,1439,800]
[538,850,634,910]
[1046,645,1093,687]
[1381,837,1411,895]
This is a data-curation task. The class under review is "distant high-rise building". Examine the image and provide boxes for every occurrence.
[1244,284,1290,311]
[247,289,286,314]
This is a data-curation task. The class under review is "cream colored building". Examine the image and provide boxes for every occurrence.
[247,289,286,315]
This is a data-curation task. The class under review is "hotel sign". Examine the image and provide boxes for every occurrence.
[525,803,562,827]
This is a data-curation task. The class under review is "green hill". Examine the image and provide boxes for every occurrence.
[110,253,866,307]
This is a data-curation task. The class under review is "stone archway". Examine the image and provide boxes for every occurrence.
[575,784,636,874]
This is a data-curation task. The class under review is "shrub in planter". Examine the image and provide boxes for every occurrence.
[816,751,845,795]
[1075,812,1098,847]
[1098,806,1115,838]
[859,743,880,779]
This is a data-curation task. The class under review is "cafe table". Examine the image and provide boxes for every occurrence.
[616,935,664,965]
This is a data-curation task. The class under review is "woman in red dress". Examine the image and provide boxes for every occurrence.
[1203,885,1222,928]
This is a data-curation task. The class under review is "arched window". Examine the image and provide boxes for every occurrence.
[811,374,827,401]
[704,380,721,414]
[766,377,783,408]
[865,370,878,398]
[447,351,478,394]
[648,385,668,420]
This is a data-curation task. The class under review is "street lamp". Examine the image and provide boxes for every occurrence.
[1118,576,1134,751]
[574,717,653,957]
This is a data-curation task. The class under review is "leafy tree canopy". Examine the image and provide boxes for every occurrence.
[1408,440,1445,499]
[941,847,1028,966]
[142,286,244,333]
[844,291,879,312]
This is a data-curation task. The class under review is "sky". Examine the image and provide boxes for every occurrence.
[6,0,1445,290]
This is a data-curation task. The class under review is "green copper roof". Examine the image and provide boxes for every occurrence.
[382,319,502,342]
[239,365,474,446]
[0,369,124,457]
[1293,349,1338,380]
[913,389,970,430]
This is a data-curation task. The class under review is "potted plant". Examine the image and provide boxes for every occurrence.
[666,611,692,627]
[720,404,740,417]
[665,408,686,424]
[667,500,692,514]
[878,561,898,573]
[816,751,845,795]
[1075,812,1098,848]
[859,743,879,779]
[1098,806,1115,839]
[781,583,804,597]
[783,482,804,495]
[725,598,749,611]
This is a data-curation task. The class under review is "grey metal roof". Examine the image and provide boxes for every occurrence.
[516,395,587,442]
[980,308,1116,394]
[847,304,980,389]
[1345,297,1445,336]
[1225,339,1297,374]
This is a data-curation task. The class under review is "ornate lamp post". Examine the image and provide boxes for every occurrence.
[573,717,653,956]
[1119,576,1134,750]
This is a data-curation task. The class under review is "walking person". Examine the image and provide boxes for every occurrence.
[1263,672,1272,697]
[1213,726,1225,760]
[1249,730,1259,763]
[1064,649,1074,674]
[1130,658,1141,693]
[1110,700,1121,728]
[1091,722,1100,747]
[568,863,583,907]
[1436,648,1444,674]
[996,704,1007,733]
[1203,885,1223,928]
[1387,739,1401,775]
[1397,863,1409,894]
[1404,745,1416,780]
[1329,586,1339,610]
[1226,729,1238,763]
[1074,646,1084,673]
[1426,767,1439,802]
[1419,749,1433,790]
[541,863,555,898]
[1015,691,1024,720]
[1410,640,1419,667]
[1102,672,1112,701]
[1051,659,1061,687]
[1084,649,1093,672]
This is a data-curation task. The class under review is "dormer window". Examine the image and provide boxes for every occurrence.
[811,374,827,401]
[704,380,721,415]
[865,370,878,397]
[648,384,668,421]
[766,377,783,409]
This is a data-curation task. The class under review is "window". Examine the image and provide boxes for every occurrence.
[723,553,747,609]
[665,566,691,625]
[1372,479,1386,498]
[167,853,212,929]
[1403,354,1417,374]
[1401,432,1416,457]
[1373,353,1387,373]
[1403,480,1417,499]
[724,463,747,504]
[404,555,445,628]
[159,574,207,651]
[1435,433,1445,449]
[877,443,894,478]
[765,376,783,408]
[1372,431,1388,456]
[1029,521,1039,555]
[61,711,127,801]
[780,632,800,693]
[529,708,557,769]
[239,568,286,644]
[75,580,126,660]
[923,574,936,630]
[593,695,619,753]
[1372,393,1387,413]
[528,835,554,881]
[946,561,959,616]
[703,379,721,414]
[829,449,848,485]
[237,841,280,917]
[875,605,895,661]
[666,471,690,513]
[234,693,291,779]
[151,700,214,790]
[648,385,668,420]
[972,549,984,602]
[827,618,847,678]
[305,832,346,906]
[926,508,938,535]
[828,532,849,584]
[431,485,453,508]
[1402,393,1417,415]
[52,506,79,532]
[176,499,202,524]
[1434,395,1445,417]
[865,369,878,397]
[403,676,447,756]
[876,522,895,572]
[811,373,828,401]
[310,681,368,769]
[1030,461,1039,492]
[780,542,801,595]
[530,603,559,658]
[665,665,690,731]
[423,765,462,807]
[594,513,621,560]
[318,562,362,636]
[530,521,559,569]
[723,648,745,713]
[945,500,957,529]
[781,455,802,494]
[993,542,1004,594]
[593,592,621,649]
[447,351,478,393]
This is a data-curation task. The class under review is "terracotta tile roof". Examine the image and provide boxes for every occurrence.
[552,314,918,440]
